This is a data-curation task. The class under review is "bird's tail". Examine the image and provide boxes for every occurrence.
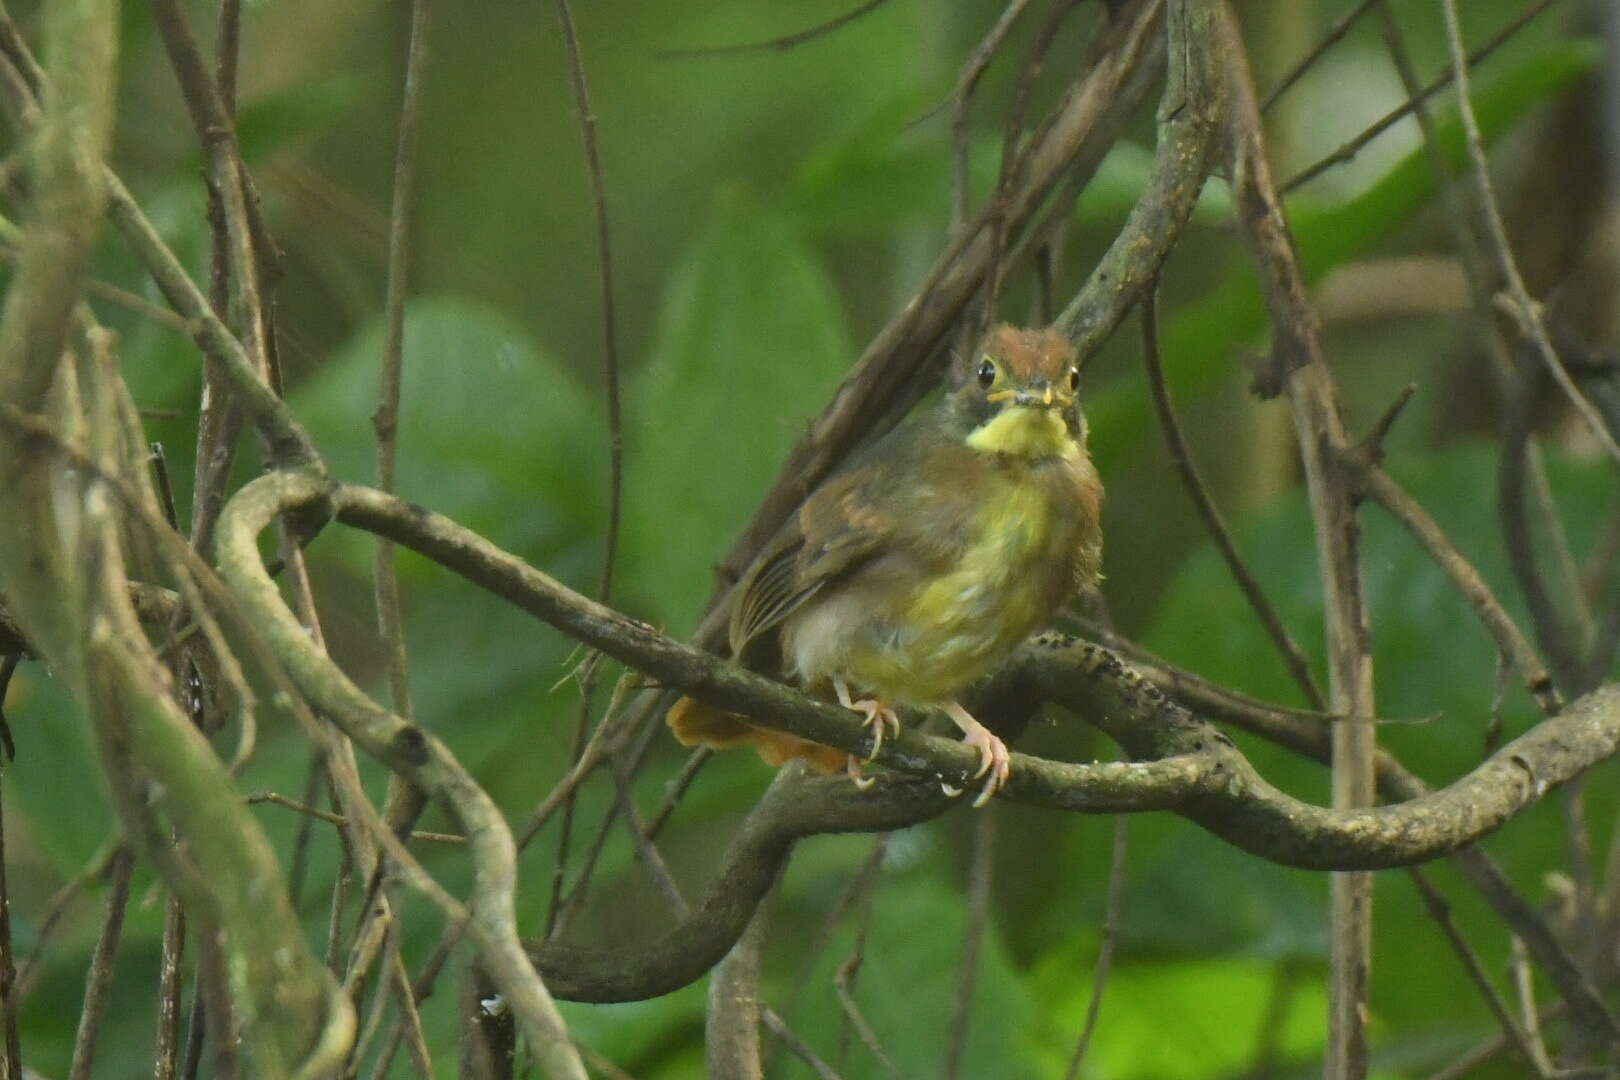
[666,696,846,773]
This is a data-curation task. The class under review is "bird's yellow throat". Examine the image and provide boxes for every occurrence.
[964,405,1077,460]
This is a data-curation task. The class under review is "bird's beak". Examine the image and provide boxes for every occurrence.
[1012,386,1057,408]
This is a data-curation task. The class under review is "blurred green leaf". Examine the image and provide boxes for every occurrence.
[295,294,604,558]
[1122,827,1330,961]
[560,982,707,1076]
[624,190,853,633]
[5,676,112,873]
[778,868,1040,1079]
[1028,949,1330,1078]
[237,76,361,161]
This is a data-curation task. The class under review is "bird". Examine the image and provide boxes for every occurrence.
[667,324,1104,806]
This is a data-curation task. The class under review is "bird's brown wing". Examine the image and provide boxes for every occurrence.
[672,463,896,773]
[728,462,896,664]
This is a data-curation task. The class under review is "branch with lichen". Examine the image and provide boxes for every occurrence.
[297,480,1620,998]
[0,0,352,1074]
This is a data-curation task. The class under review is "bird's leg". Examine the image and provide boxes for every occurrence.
[943,701,1011,807]
[833,677,899,788]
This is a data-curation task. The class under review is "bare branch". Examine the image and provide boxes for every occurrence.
[214,469,587,1080]
[1140,280,1325,709]
[374,0,429,719]
[656,0,890,58]
[1063,814,1128,1079]
[0,774,18,1080]
[67,849,133,1080]
[1406,868,1550,1077]
[1258,0,1379,113]
[1439,0,1620,469]
[1280,0,1562,194]
[944,808,996,1079]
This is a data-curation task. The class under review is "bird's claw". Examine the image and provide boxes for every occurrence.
[961,724,1011,807]
[851,700,900,758]
[846,754,876,791]
[944,701,1011,808]
[833,679,899,762]
[940,781,963,798]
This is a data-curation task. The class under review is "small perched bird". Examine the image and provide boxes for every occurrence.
[668,325,1104,805]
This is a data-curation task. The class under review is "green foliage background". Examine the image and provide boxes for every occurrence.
[2,0,1615,1076]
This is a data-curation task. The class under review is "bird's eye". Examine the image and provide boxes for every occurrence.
[976,358,997,389]
[1066,366,1080,393]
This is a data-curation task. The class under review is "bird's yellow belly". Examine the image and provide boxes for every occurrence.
[840,478,1064,704]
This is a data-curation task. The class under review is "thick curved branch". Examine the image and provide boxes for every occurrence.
[334,484,1220,805]
[1027,636,1620,869]
[335,483,1620,862]
[213,469,587,1080]
[1056,0,1221,354]
[314,483,1620,1004]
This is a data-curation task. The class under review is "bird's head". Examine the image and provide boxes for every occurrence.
[949,325,1085,461]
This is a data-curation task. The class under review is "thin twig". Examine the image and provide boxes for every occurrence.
[389,945,434,1078]
[763,1008,844,1080]
[764,835,887,1076]
[1259,0,1380,113]
[0,773,19,1080]
[1216,8,1384,1074]
[67,848,134,1080]
[1420,995,1570,1080]
[985,0,1089,317]
[0,247,191,331]
[349,918,404,1070]
[1501,362,1589,693]
[547,0,625,949]
[944,807,996,1079]
[1405,868,1549,1077]
[287,748,324,909]
[656,0,890,58]
[833,885,901,1079]
[373,0,429,722]
[10,842,120,1006]
[153,891,185,1080]
[609,761,688,919]
[646,745,711,837]
[364,14,431,1010]
[1440,0,1620,470]
[151,0,279,561]
[1063,814,1128,1079]
[1509,935,1559,1075]
[1140,280,1326,709]
[1356,466,1559,713]
[551,711,671,940]
[951,0,1037,232]
[576,1044,641,1080]
[246,791,465,843]
[1279,0,1563,195]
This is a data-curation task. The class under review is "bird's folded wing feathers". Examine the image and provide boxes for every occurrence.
[728,463,896,658]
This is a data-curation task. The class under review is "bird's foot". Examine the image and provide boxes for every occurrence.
[845,754,875,791]
[943,701,1011,808]
[833,678,900,760]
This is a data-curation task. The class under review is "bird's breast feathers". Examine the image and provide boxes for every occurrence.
[787,458,1094,704]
